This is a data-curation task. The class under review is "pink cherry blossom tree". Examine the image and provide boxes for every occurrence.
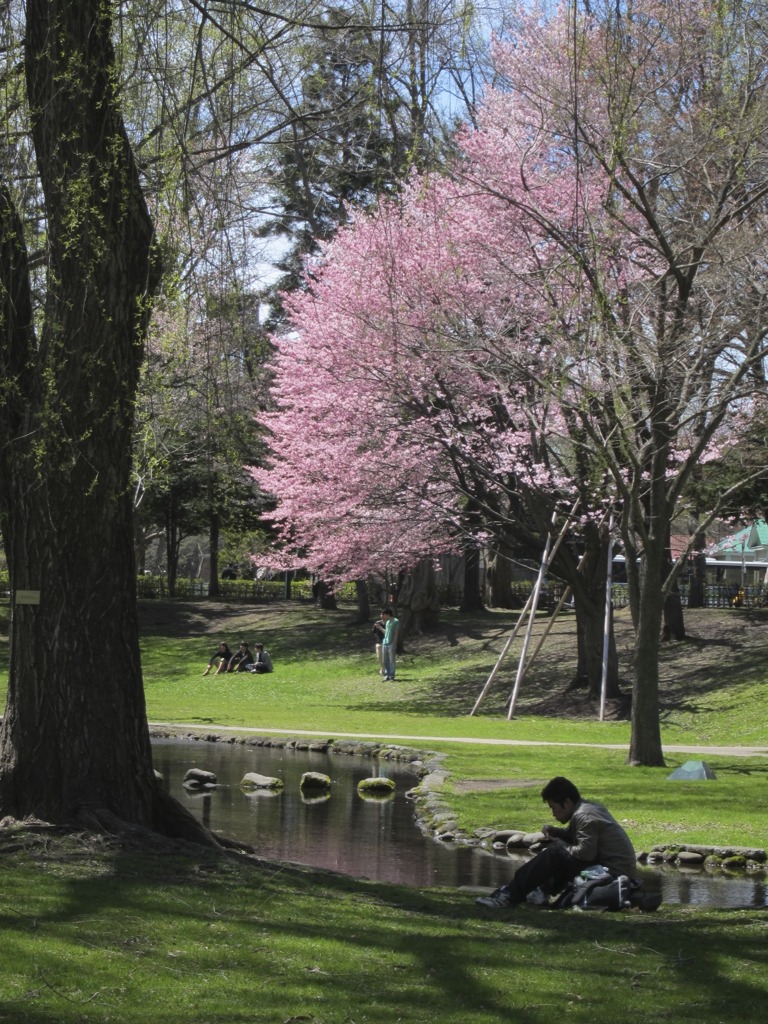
[259,1,768,765]
[455,0,768,763]
[257,174,622,678]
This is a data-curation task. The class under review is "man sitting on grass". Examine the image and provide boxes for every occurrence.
[227,641,255,673]
[476,776,638,909]
[249,642,273,673]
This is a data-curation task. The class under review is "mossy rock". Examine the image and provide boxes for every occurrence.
[676,850,706,866]
[183,768,217,789]
[358,790,395,804]
[300,771,332,790]
[357,777,396,794]
[722,855,747,871]
[240,772,284,790]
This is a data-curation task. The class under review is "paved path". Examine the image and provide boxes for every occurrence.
[150,722,768,758]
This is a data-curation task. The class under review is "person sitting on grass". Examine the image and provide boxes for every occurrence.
[227,641,255,673]
[476,776,638,909]
[249,642,273,674]
[203,641,232,676]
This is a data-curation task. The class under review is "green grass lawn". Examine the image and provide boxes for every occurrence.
[1,597,767,1023]
[2,830,766,1024]
[2,599,768,850]
[137,600,768,745]
[129,600,768,852]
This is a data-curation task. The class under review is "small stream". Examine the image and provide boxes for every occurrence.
[153,738,768,908]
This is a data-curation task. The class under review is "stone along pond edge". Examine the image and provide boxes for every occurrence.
[149,728,768,877]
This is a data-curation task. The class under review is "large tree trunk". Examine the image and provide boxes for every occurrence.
[552,521,621,700]
[485,540,522,609]
[0,0,176,832]
[353,579,371,624]
[396,560,440,639]
[662,592,686,641]
[313,579,337,610]
[165,493,181,598]
[628,548,666,766]
[687,552,707,609]
[570,597,622,701]
[208,508,221,598]
[661,534,686,640]
[459,547,485,612]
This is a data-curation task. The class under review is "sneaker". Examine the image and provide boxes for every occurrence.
[476,889,516,910]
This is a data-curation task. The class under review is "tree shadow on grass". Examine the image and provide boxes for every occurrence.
[657,636,768,719]
[4,836,767,1024]
[139,601,517,661]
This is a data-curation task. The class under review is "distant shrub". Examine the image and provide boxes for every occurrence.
[134,575,354,603]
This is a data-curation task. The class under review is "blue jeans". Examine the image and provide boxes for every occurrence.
[381,643,396,679]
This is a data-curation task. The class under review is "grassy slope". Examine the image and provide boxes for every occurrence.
[1,599,767,1023]
[2,599,768,849]
[137,600,768,741]
[131,600,768,850]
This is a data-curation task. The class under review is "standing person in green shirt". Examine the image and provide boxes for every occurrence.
[380,606,400,681]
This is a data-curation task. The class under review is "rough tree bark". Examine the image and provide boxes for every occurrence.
[208,508,221,599]
[485,540,523,609]
[313,580,338,610]
[459,546,485,613]
[628,561,666,766]
[552,521,622,701]
[569,599,622,702]
[687,552,707,610]
[0,0,209,839]
[353,579,371,624]
[396,560,440,638]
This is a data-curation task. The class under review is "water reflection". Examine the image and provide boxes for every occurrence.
[153,738,767,907]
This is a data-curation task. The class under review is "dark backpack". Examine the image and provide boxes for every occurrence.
[553,873,637,912]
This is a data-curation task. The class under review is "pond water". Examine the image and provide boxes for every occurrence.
[153,738,768,909]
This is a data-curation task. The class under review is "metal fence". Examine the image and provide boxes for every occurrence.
[517,582,768,612]
[2,571,766,611]
[604,583,767,611]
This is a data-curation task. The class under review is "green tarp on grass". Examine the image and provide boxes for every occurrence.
[666,760,717,781]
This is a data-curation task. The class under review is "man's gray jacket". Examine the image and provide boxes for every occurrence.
[548,799,637,877]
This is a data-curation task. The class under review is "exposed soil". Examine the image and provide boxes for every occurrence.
[433,605,768,722]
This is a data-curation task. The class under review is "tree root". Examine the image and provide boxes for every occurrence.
[1,786,262,859]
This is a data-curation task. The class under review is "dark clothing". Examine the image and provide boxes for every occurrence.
[504,842,592,902]
[502,799,637,904]
[230,649,254,672]
[548,799,637,876]
[208,645,232,667]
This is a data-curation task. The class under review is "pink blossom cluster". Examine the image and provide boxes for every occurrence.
[255,0,768,579]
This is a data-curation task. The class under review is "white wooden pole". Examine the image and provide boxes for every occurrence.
[469,589,535,716]
[599,523,615,722]
[506,540,552,719]
[507,510,575,719]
